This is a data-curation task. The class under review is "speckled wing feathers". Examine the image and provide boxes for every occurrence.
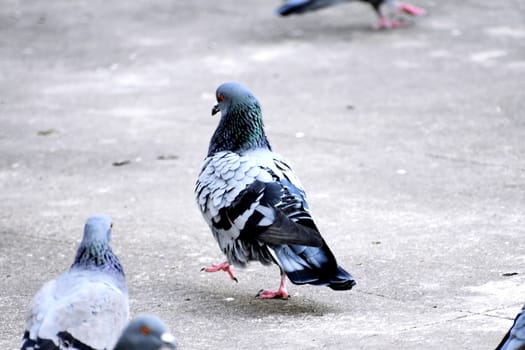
[196,149,322,266]
[196,151,272,222]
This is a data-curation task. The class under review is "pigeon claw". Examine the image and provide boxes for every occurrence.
[375,17,408,29]
[256,274,290,299]
[201,261,238,282]
[256,289,290,300]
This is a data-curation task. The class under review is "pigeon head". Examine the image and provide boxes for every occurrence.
[208,82,271,155]
[114,315,177,350]
[211,82,258,117]
[82,214,113,244]
[72,214,124,275]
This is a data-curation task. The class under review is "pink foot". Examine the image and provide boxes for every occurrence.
[256,288,289,300]
[397,2,426,16]
[255,274,289,300]
[201,261,238,282]
[376,17,408,29]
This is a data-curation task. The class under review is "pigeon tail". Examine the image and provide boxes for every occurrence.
[271,243,355,290]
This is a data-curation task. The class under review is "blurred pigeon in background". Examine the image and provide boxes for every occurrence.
[114,315,176,350]
[276,0,426,29]
[496,305,525,350]
[20,214,129,350]
[195,82,356,299]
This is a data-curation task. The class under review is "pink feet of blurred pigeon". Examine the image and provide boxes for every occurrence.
[397,2,426,16]
[376,2,425,29]
[376,17,408,29]
[256,274,289,300]
[201,261,238,282]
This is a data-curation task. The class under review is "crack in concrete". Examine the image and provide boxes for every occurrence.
[355,289,400,301]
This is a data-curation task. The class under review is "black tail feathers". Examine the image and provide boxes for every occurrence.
[272,243,355,290]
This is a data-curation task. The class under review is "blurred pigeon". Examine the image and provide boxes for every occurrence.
[276,0,425,29]
[496,305,525,350]
[195,82,356,299]
[114,315,176,350]
[21,214,129,350]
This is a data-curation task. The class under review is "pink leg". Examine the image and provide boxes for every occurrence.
[256,274,289,300]
[397,2,426,16]
[201,261,238,282]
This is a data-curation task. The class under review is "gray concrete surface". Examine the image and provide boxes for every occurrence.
[1,0,524,348]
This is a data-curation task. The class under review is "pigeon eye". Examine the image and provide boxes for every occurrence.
[218,93,225,102]
[141,326,150,335]
[110,223,113,229]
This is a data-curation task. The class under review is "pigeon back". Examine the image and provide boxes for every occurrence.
[21,215,129,350]
[22,269,128,350]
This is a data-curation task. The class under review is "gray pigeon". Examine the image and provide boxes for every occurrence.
[21,214,129,350]
[496,305,525,350]
[276,0,426,29]
[114,315,176,350]
[195,82,356,299]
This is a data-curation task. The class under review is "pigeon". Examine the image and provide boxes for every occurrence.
[114,315,176,350]
[276,0,426,29]
[20,214,129,350]
[496,305,525,350]
[195,82,356,299]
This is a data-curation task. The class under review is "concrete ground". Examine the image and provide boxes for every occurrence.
[1,0,524,348]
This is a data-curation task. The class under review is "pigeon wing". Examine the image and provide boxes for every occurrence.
[198,150,322,245]
[228,179,323,247]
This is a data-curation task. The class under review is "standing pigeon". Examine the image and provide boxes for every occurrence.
[114,315,176,350]
[195,82,356,299]
[276,0,426,29]
[21,214,129,350]
[496,305,525,350]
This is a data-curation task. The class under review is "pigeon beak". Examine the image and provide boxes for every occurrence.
[160,332,177,349]
[211,103,220,116]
